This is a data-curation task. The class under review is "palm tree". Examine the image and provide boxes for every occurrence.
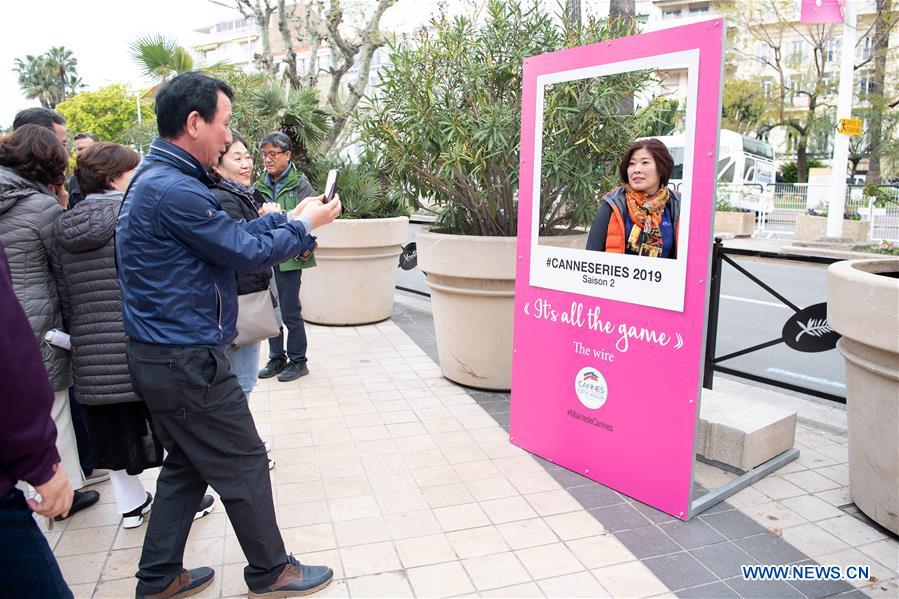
[14,54,55,108]
[130,34,235,85]
[44,46,84,101]
[243,83,332,166]
[14,47,83,108]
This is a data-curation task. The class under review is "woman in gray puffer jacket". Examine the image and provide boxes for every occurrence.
[51,142,212,528]
[0,124,88,508]
[52,143,162,528]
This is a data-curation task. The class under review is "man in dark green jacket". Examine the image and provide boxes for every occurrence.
[255,132,316,382]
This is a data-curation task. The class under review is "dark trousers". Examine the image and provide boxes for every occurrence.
[268,266,307,362]
[127,341,287,593]
[68,388,94,475]
[0,489,73,598]
[269,268,307,363]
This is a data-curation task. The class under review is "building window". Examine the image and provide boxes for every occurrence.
[860,36,873,60]
[787,76,800,100]
[824,40,839,62]
[662,9,681,19]
[858,74,871,99]
[789,40,804,58]
[762,80,773,98]
[689,3,710,14]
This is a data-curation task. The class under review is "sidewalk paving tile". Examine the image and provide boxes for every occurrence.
[339,541,402,578]
[659,518,728,549]
[461,551,531,590]
[41,306,899,598]
[676,581,741,598]
[346,571,415,597]
[816,514,889,547]
[616,525,683,559]
[724,577,806,598]
[699,508,768,539]
[537,571,611,597]
[591,503,655,533]
[780,522,853,559]
[565,535,635,570]
[734,533,808,564]
[446,526,509,559]
[591,561,668,597]
[544,510,607,540]
[780,494,846,522]
[395,533,457,569]
[643,551,718,591]
[407,561,474,597]
[515,542,583,580]
[495,518,560,549]
[480,582,545,597]
[689,541,759,579]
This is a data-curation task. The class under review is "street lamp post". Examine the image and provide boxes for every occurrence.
[826,0,858,238]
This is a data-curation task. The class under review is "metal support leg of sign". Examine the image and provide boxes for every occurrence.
[688,448,800,518]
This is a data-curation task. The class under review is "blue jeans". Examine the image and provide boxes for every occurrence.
[0,489,73,598]
[228,341,260,401]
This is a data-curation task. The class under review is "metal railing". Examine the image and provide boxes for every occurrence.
[712,182,899,242]
[703,238,846,404]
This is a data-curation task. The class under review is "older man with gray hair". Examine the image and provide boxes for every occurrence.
[254,132,316,383]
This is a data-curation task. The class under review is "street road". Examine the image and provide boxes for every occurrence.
[396,223,845,399]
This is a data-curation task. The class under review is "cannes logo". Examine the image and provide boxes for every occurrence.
[574,367,608,410]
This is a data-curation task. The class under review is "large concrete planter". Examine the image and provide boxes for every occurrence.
[714,211,755,237]
[300,217,408,325]
[417,230,587,390]
[796,214,870,241]
[828,259,899,535]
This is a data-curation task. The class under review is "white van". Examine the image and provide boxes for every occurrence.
[651,130,776,212]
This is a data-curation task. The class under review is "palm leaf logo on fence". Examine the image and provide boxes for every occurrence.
[795,318,835,343]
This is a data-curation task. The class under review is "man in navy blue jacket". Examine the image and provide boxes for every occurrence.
[0,244,74,597]
[117,72,340,599]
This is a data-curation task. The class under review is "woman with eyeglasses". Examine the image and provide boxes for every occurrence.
[210,131,280,468]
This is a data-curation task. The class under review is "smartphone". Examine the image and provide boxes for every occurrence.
[323,169,338,203]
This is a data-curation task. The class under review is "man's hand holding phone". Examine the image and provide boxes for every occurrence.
[290,194,342,230]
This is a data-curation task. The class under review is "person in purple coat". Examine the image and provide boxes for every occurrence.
[0,244,75,597]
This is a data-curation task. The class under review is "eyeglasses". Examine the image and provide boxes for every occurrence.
[262,150,287,160]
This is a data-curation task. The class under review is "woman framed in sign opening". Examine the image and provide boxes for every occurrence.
[586,138,680,259]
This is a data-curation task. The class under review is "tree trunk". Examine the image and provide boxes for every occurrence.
[865,0,892,184]
[608,0,634,18]
[232,0,277,74]
[319,0,396,155]
[567,0,581,27]
[277,0,301,88]
[796,133,809,183]
[609,0,635,114]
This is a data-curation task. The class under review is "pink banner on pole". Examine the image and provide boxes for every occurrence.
[801,0,845,24]
[510,20,725,519]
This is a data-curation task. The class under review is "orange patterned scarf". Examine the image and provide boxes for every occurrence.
[624,185,670,257]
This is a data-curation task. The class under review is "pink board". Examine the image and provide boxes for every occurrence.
[510,20,725,519]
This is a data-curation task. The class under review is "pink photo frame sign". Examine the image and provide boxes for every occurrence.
[510,19,725,519]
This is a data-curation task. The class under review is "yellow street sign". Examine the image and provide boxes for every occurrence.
[838,118,863,136]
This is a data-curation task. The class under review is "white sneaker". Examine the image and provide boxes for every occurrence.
[264,442,272,454]
[268,458,276,470]
[121,492,153,529]
[193,494,216,520]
